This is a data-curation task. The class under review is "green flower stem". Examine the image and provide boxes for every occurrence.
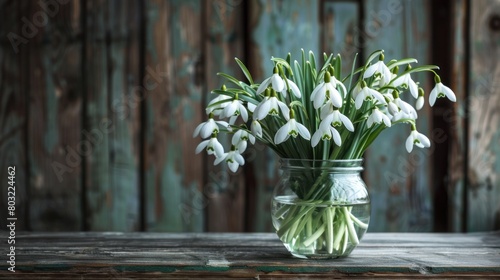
[275,201,364,255]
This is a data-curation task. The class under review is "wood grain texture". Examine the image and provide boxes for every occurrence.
[27,0,83,230]
[83,0,141,231]
[204,0,247,232]
[0,0,29,230]
[1,232,499,278]
[144,0,204,232]
[322,0,360,77]
[468,0,500,231]
[449,0,468,232]
[247,0,320,232]
[362,0,433,232]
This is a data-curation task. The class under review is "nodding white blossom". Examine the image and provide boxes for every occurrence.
[214,147,245,173]
[232,129,255,153]
[355,83,386,109]
[193,115,229,138]
[206,94,232,115]
[256,70,285,95]
[280,79,302,99]
[405,127,431,153]
[320,106,354,132]
[274,117,311,144]
[195,136,224,158]
[329,74,347,98]
[253,89,290,120]
[222,97,248,122]
[251,120,263,138]
[393,97,414,115]
[429,76,456,106]
[393,72,418,99]
[311,72,343,109]
[311,119,342,148]
[367,108,391,128]
[363,58,392,85]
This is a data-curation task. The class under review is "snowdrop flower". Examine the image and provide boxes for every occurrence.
[405,126,431,153]
[429,75,456,106]
[311,72,343,109]
[253,89,290,120]
[232,129,255,153]
[251,120,263,138]
[193,114,229,138]
[393,67,418,98]
[222,94,248,122]
[195,135,224,158]
[215,146,245,173]
[256,67,285,95]
[280,79,301,99]
[320,105,354,132]
[206,94,231,115]
[351,82,362,100]
[363,54,392,85]
[311,119,342,148]
[416,87,425,110]
[393,96,413,115]
[392,110,417,122]
[367,108,391,128]
[327,68,347,98]
[274,111,311,144]
[355,82,387,109]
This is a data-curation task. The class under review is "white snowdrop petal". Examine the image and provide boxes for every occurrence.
[405,135,414,153]
[256,77,272,95]
[296,122,311,140]
[195,140,209,154]
[331,127,342,146]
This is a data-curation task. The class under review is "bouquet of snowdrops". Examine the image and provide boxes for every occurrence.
[194,49,456,254]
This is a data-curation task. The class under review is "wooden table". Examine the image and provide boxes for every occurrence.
[1,232,499,279]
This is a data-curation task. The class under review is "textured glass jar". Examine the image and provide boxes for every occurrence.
[271,159,370,259]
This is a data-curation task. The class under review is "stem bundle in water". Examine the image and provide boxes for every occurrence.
[272,197,369,258]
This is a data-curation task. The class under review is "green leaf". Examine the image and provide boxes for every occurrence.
[309,50,316,71]
[386,58,418,69]
[235,58,254,85]
[217,72,243,87]
[364,49,384,67]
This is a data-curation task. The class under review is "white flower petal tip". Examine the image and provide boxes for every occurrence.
[367,108,391,128]
[405,129,431,153]
[193,118,229,139]
[311,120,342,148]
[429,83,456,106]
[217,150,245,173]
[274,119,311,145]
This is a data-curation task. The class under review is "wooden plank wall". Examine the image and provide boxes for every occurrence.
[0,0,498,233]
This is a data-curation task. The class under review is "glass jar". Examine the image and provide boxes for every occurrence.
[271,159,370,259]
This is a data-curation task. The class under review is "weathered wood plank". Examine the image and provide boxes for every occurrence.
[84,0,111,230]
[26,0,83,230]
[449,0,468,232]
[83,0,141,231]
[322,0,360,76]
[1,232,499,278]
[247,0,320,232]
[467,0,500,231]
[362,0,433,232]
[106,0,141,230]
[144,0,204,232]
[203,0,247,232]
[0,0,29,230]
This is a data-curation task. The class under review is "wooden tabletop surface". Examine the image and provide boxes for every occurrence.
[1,231,499,279]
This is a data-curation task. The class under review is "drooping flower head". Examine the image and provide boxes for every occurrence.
[429,75,456,106]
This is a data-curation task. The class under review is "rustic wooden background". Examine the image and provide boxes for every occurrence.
[0,0,498,232]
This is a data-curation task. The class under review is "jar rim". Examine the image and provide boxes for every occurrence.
[279,158,364,171]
